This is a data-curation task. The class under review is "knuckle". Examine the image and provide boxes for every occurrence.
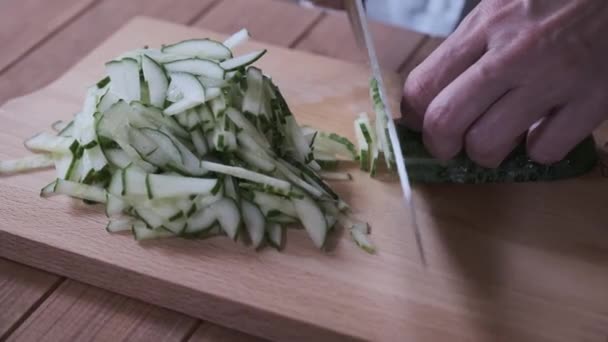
[424,103,457,138]
[528,145,563,165]
[403,71,433,114]
[465,130,501,168]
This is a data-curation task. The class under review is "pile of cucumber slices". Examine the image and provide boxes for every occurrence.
[0,29,375,253]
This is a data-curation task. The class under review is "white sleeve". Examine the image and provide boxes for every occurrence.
[365,0,474,37]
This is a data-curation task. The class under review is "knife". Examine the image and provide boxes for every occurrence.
[345,0,427,267]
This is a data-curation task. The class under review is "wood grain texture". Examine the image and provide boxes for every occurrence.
[0,259,61,339]
[1,17,608,342]
[194,0,322,47]
[0,0,219,105]
[7,280,197,342]
[189,323,268,342]
[0,0,97,73]
[295,10,426,72]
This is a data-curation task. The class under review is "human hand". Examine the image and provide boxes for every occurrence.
[401,0,608,167]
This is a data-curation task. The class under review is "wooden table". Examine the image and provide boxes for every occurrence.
[0,0,440,340]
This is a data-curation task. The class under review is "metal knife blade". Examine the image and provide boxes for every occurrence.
[345,0,426,267]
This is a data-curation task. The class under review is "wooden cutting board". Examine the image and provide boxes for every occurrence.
[1,17,608,342]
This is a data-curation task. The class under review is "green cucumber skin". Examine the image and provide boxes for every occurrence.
[397,125,598,184]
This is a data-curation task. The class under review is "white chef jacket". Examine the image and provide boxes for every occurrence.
[365,0,480,37]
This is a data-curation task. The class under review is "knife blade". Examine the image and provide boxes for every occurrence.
[345,0,426,267]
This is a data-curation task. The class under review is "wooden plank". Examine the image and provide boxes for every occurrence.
[6,280,197,342]
[400,37,444,77]
[194,0,322,47]
[0,259,61,339]
[188,323,268,342]
[0,0,220,105]
[2,17,608,342]
[0,0,96,73]
[295,11,426,72]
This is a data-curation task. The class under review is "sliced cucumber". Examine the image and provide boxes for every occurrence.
[133,222,174,241]
[253,191,297,217]
[242,67,264,116]
[43,179,107,203]
[147,174,218,198]
[354,116,370,172]
[164,58,225,79]
[223,28,250,49]
[292,194,328,249]
[220,50,267,71]
[241,199,265,248]
[201,161,291,194]
[162,39,232,61]
[106,218,133,233]
[0,154,54,175]
[25,133,74,154]
[105,58,141,103]
[164,73,206,115]
[266,222,283,250]
[351,228,376,254]
[141,55,169,108]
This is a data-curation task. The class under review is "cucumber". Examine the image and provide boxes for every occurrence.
[223,28,250,49]
[162,39,232,61]
[0,154,54,175]
[164,73,206,115]
[201,161,291,194]
[253,191,297,217]
[220,50,267,71]
[105,58,141,103]
[241,199,265,248]
[292,194,327,249]
[147,174,218,198]
[164,58,225,79]
[106,219,133,233]
[132,222,174,241]
[266,222,283,250]
[242,67,264,116]
[142,55,169,108]
[25,133,74,153]
[354,116,370,171]
[42,179,107,204]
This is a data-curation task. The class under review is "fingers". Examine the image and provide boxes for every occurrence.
[401,8,488,129]
[527,96,607,164]
[464,87,555,167]
[421,52,514,160]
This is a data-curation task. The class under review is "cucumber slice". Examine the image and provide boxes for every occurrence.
[105,58,141,103]
[371,78,396,170]
[25,133,74,153]
[133,222,174,241]
[98,91,120,113]
[292,194,328,249]
[351,228,376,254]
[140,128,183,165]
[266,222,283,250]
[0,154,54,175]
[213,197,241,239]
[164,73,206,115]
[357,113,379,176]
[220,50,267,71]
[223,28,250,49]
[162,39,232,61]
[236,149,275,173]
[44,179,107,203]
[106,219,133,233]
[201,161,291,195]
[191,129,209,157]
[147,174,218,198]
[105,149,131,169]
[274,160,323,198]
[106,193,128,217]
[285,116,313,164]
[252,191,297,217]
[164,58,225,79]
[242,67,264,116]
[314,131,358,161]
[320,172,352,181]
[230,110,271,149]
[141,55,169,108]
[354,117,370,172]
[51,120,69,133]
[241,199,265,248]
[58,120,75,137]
